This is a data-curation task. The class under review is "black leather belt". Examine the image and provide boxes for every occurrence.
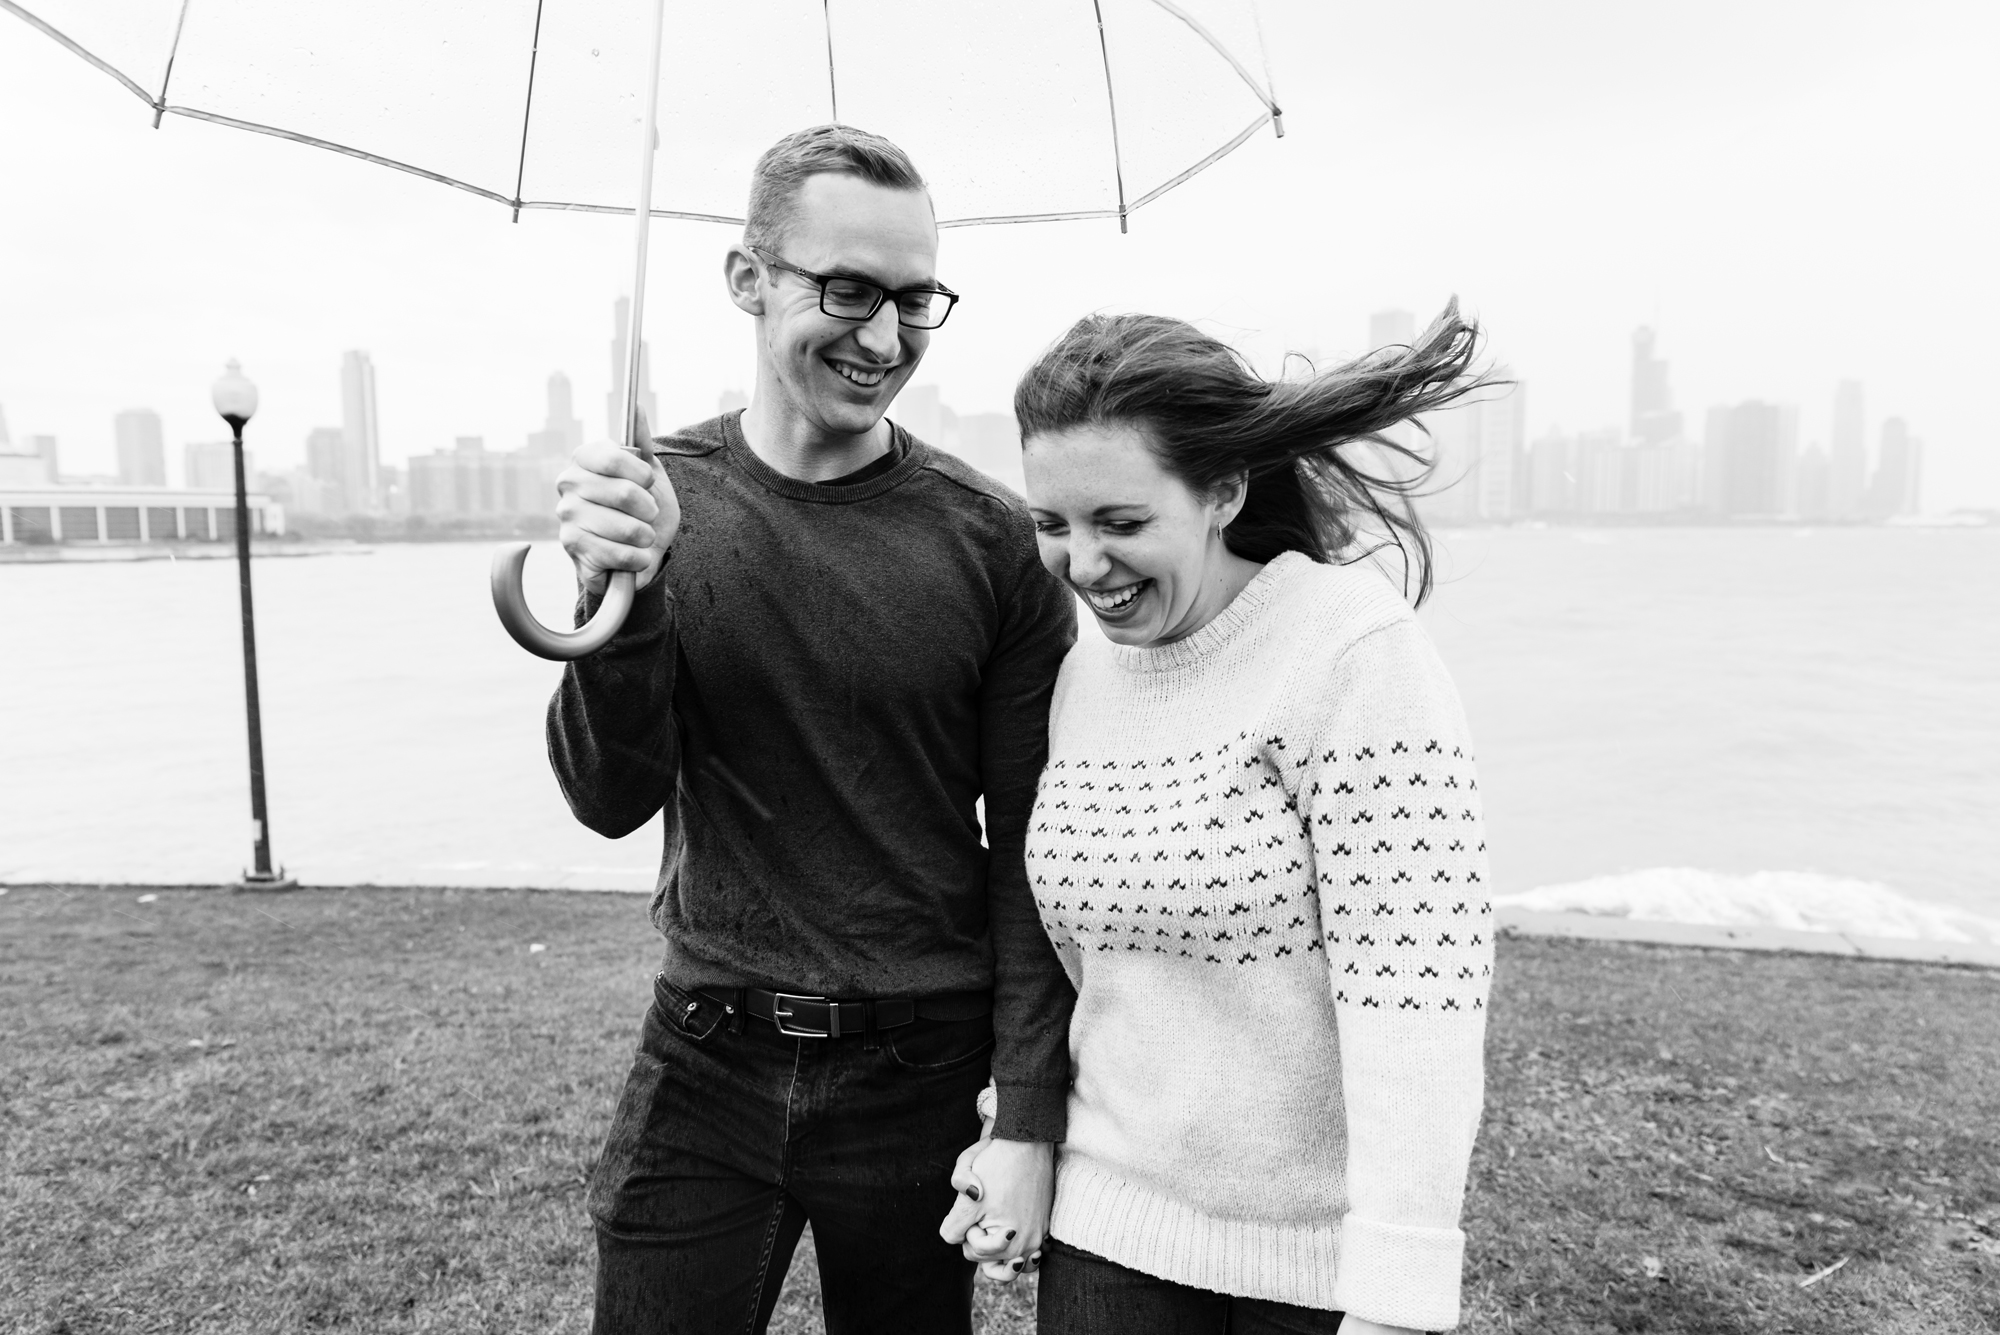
[699,987,990,1039]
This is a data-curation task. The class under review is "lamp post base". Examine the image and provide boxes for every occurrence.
[234,868,299,893]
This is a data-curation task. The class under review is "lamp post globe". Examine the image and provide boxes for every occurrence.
[211,358,259,429]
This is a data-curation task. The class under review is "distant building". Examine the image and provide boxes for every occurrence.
[1419,385,1524,523]
[305,426,348,513]
[114,409,167,487]
[0,423,56,488]
[606,297,659,444]
[184,440,250,492]
[1865,417,1922,517]
[954,413,1024,492]
[1704,401,1798,516]
[341,351,382,513]
[528,371,587,456]
[894,384,945,443]
[1629,327,1683,447]
[407,436,556,516]
[1829,379,1867,517]
[1795,444,1831,519]
[2,482,282,544]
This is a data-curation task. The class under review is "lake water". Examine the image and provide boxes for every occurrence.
[3,528,1995,941]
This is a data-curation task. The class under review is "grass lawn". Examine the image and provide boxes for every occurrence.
[2,886,1995,1334]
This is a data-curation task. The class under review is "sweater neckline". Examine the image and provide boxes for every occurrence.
[719,410,929,503]
[1108,550,1311,673]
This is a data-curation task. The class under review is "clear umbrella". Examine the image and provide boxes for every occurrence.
[4,0,1283,656]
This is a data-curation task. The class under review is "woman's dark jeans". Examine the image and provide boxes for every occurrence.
[588,974,992,1335]
[1038,1237,1347,1335]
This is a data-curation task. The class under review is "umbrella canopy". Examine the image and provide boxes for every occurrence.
[3,0,1281,230]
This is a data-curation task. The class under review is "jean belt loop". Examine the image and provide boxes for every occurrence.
[729,987,746,1035]
[862,998,880,1051]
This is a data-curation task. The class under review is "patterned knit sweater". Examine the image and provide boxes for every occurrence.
[1025,551,1493,1331]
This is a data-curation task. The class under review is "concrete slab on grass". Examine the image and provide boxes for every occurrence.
[1497,907,2000,971]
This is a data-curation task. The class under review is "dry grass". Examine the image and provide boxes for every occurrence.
[2,885,1995,1333]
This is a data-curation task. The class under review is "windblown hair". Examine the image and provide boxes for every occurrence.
[1013,303,1494,605]
[745,124,929,250]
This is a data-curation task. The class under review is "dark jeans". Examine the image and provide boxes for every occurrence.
[1039,1238,1347,1335]
[588,973,992,1335]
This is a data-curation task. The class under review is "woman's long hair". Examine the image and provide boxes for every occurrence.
[1013,301,1494,605]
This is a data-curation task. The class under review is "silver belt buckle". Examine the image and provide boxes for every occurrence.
[771,992,835,1038]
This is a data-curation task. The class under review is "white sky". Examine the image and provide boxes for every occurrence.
[2,0,1995,505]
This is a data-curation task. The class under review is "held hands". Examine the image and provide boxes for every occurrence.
[937,1127,1054,1284]
[556,442,680,596]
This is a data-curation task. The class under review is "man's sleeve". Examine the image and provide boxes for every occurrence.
[545,574,681,839]
[979,519,1079,1142]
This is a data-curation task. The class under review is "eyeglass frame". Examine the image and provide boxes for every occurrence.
[750,245,960,330]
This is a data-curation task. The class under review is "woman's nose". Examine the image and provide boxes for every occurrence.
[1067,535,1111,586]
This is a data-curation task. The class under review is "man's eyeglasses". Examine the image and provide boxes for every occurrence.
[751,246,959,330]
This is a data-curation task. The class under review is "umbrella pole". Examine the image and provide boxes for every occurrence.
[621,0,669,459]
[486,0,665,660]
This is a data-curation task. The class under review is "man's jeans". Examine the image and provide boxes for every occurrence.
[588,973,992,1335]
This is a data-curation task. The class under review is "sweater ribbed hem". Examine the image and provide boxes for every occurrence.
[1050,1156,1343,1311]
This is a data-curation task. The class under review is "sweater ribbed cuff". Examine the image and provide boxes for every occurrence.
[992,1081,1067,1143]
[1331,1214,1466,1332]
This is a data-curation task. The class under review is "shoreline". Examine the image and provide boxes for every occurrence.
[8,882,1996,970]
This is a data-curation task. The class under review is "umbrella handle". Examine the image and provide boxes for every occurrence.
[490,545,636,661]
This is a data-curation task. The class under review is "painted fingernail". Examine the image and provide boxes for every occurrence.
[1006,1230,1017,1241]
[965,1185,981,1202]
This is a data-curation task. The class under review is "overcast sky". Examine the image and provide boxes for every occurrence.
[2,0,1994,506]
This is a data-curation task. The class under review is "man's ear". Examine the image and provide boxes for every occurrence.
[723,242,764,317]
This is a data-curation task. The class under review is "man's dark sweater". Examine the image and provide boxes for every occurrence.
[548,412,1078,1140]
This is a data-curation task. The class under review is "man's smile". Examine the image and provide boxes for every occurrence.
[827,357,893,388]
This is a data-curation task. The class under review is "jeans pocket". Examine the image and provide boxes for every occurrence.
[649,974,727,1046]
[884,1013,995,1072]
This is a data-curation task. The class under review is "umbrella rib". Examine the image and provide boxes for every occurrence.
[0,1,155,108]
[519,200,747,226]
[1090,0,1130,234]
[938,208,1125,229]
[822,0,838,123]
[152,0,195,129]
[161,107,517,208]
[1146,0,1281,121]
[1126,111,1271,212]
[509,0,548,222]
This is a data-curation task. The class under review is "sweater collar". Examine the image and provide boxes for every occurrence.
[1106,550,1312,673]
[719,410,928,503]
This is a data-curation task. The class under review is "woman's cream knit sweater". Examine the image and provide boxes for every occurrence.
[1026,551,1493,1331]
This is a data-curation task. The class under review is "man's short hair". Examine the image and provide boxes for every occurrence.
[744,124,930,250]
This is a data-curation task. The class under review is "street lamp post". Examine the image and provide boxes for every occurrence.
[211,359,293,891]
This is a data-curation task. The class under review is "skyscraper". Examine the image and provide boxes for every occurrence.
[1865,417,1922,517]
[114,409,167,487]
[184,440,247,492]
[529,372,587,456]
[607,297,659,444]
[1706,401,1798,515]
[1630,327,1683,446]
[306,426,348,513]
[1829,379,1866,517]
[341,351,381,512]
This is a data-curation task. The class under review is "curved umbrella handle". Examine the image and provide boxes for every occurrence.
[490,544,636,661]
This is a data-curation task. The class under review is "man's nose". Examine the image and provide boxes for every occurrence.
[854,300,902,359]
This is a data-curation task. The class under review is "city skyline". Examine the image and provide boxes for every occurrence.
[0,309,1955,524]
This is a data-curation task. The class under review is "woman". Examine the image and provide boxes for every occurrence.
[953,304,1496,1335]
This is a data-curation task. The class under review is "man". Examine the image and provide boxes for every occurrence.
[548,124,1074,1334]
